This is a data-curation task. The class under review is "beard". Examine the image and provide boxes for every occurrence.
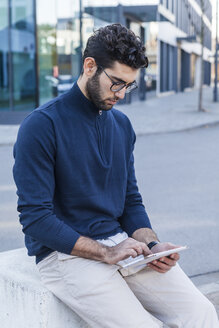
[85,72,119,111]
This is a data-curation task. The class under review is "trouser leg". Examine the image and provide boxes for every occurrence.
[125,263,219,328]
[37,251,161,328]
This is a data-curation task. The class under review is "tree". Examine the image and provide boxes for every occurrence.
[184,0,208,112]
[198,0,205,112]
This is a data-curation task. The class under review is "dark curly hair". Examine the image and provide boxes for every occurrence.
[82,23,148,71]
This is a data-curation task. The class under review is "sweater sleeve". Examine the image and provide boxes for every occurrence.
[13,111,80,254]
[118,132,152,236]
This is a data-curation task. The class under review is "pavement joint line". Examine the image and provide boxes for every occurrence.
[135,121,219,137]
[198,282,219,294]
[0,143,15,147]
[190,270,219,279]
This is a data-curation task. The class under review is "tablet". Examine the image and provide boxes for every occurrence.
[119,246,188,269]
[118,246,189,277]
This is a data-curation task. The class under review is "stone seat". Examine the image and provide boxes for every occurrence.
[0,248,165,327]
[0,248,89,328]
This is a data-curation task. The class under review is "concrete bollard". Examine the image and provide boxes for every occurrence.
[0,248,89,328]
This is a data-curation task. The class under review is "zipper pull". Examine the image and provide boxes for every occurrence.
[99,110,102,116]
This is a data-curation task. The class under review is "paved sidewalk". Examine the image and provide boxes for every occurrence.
[0,125,19,145]
[1,86,219,146]
[118,85,219,135]
[0,86,219,319]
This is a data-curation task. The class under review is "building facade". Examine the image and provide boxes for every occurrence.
[157,0,212,93]
[0,0,213,118]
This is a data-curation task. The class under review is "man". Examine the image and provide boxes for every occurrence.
[13,24,218,327]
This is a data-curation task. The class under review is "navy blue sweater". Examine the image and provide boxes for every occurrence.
[13,82,152,263]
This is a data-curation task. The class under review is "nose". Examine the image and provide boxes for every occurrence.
[114,88,126,100]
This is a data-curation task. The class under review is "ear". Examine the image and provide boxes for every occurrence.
[83,57,97,77]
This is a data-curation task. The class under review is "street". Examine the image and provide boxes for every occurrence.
[135,125,219,277]
[0,125,219,277]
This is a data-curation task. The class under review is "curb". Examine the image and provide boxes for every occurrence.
[199,282,219,316]
[1,120,219,147]
[135,120,219,137]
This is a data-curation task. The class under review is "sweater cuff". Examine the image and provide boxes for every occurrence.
[120,212,152,237]
[56,228,81,254]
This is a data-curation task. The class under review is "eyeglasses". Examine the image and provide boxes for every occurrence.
[102,69,138,94]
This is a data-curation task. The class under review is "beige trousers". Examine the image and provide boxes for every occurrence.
[37,232,219,328]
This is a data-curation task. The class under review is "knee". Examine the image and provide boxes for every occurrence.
[201,298,218,321]
[198,296,216,314]
[187,297,218,327]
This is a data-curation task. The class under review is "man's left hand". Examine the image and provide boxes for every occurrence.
[148,242,180,273]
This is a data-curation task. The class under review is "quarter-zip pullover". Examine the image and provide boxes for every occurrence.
[13,82,152,264]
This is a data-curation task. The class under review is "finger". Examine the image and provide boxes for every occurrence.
[126,240,144,253]
[147,263,168,273]
[169,253,180,261]
[142,244,152,255]
[138,243,152,256]
[133,242,151,256]
[159,256,177,266]
[167,244,181,249]
[119,249,138,261]
[129,249,138,258]
[126,240,151,255]
[133,245,144,255]
[151,259,172,271]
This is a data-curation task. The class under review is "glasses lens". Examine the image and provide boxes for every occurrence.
[125,83,138,94]
[111,82,138,93]
[111,84,126,92]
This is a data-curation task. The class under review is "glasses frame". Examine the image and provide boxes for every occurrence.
[101,68,138,94]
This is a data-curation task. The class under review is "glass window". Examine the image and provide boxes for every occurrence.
[11,0,37,110]
[84,0,118,33]
[144,22,158,91]
[37,0,57,104]
[37,0,81,105]
[0,0,9,111]
[56,0,81,84]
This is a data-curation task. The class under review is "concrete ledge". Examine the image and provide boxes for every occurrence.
[0,248,89,328]
[0,248,165,327]
[1,248,218,326]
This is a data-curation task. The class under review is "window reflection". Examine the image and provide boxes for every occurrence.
[11,0,36,110]
[37,0,81,105]
[0,0,9,110]
[0,0,152,112]
[37,0,57,105]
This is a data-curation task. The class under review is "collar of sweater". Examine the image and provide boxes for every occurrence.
[63,81,109,122]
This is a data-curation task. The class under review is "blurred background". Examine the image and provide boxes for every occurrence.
[0,0,218,121]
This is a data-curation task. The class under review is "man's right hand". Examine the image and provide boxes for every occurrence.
[71,236,152,265]
[103,237,152,265]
